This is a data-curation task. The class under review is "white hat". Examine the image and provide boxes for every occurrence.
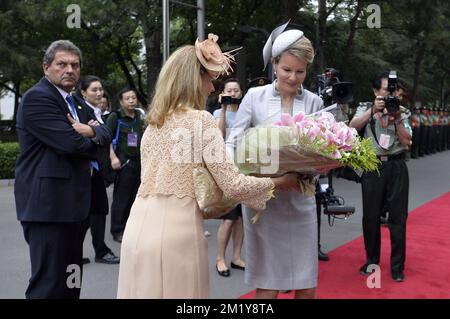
[262,22,304,69]
[272,29,304,59]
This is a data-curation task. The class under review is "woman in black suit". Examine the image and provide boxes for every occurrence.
[75,75,120,264]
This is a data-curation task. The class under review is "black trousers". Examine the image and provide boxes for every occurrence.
[448,125,450,149]
[361,158,409,273]
[428,126,434,153]
[83,170,111,258]
[110,159,140,236]
[440,125,446,151]
[411,127,420,158]
[83,214,111,258]
[21,221,85,299]
[420,126,428,156]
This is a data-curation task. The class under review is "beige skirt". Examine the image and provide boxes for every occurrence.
[117,194,209,298]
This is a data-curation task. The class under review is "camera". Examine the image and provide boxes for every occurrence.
[221,96,242,105]
[383,71,400,114]
[316,175,355,226]
[315,68,354,107]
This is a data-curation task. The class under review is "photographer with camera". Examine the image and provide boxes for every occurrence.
[212,78,247,277]
[350,71,411,282]
[214,78,243,137]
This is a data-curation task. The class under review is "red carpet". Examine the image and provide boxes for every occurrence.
[241,191,450,299]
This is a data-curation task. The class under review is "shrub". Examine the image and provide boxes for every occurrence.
[0,142,19,179]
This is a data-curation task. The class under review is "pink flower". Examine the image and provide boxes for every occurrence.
[325,130,339,146]
[293,111,305,123]
[331,150,342,159]
[317,112,336,129]
[336,128,348,144]
[297,118,313,130]
[279,113,295,127]
[307,124,321,140]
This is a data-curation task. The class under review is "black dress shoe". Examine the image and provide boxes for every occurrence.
[318,249,330,261]
[216,264,230,277]
[391,271,405,282]
[359,263,378,275]
[82,257,90,265]
[95,252,120,264]
[230,262,245,271]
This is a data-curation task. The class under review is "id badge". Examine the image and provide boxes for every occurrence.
[379,133,391,149]
[127,132,138,147]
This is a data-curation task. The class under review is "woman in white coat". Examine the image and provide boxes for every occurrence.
[226,28,324,299]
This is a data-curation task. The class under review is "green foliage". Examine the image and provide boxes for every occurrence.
[1,0,450,111]
[0,142,19,179]
[339,137,380,173]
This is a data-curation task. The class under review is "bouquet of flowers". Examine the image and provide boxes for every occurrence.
[236,111,380,178]
[233,111,379,223]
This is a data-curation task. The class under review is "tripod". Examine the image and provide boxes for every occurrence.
[316,171,355,227]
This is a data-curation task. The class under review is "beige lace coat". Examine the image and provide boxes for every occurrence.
[137,110,274,210]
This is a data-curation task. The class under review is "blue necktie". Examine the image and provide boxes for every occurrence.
[66,95,99,171]
[65,95,79,121]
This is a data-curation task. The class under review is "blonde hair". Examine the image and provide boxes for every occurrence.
[147,45,206,126]
[273,35,315,64]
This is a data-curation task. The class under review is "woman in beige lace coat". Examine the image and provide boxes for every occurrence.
[117,35,299,299]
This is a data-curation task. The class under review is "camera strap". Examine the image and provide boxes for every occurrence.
[369,107,397,151]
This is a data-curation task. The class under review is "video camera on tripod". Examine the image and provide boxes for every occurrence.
[313,68,356,224]
[316,68,354,107]
[316,175,355,226]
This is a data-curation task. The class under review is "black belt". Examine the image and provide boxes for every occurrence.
[377,152,405,162]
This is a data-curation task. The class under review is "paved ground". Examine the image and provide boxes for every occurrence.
[1,150,449,299]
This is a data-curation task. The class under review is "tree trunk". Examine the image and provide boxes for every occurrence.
[12,80,20,130]
[315,0,327,74]
[342,0,364,75]
[142,22,162,108]
[282,0,299,21]
[411,42,427,108]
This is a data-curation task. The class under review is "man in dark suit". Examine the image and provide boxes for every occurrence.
[15,40,111,299]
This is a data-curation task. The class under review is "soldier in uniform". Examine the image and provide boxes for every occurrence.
[430,107,439,153]
[422,106,432,155]
[350,71,411,282]
[410,106,421,158]
[446,108,450,150]
[438,108,446,151]
[418,106,427,157]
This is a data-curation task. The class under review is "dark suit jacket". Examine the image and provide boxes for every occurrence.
[72,95,111,215]
[15,77,112,222]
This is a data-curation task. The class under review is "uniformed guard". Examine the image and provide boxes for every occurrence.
[410,106,421,158]
[422,106,432,155]
[444,106,450,150]
[418,106,427,156]
[349,70,411,282]
[430,107,439,153]
[438,108,446,151]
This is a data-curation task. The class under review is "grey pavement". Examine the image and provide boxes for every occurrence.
[1,150,449,299]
